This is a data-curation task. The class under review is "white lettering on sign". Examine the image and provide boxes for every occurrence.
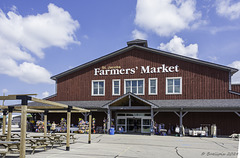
[94,65,179,76]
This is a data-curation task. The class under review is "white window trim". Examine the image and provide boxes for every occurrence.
[148,78,158,95]
[112,79,121,96]
[91,80,105,96]
[166,77,182,95]
[124,78,145,95]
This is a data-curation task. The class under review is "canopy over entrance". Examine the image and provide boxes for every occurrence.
[103,92,159,109]
[103,93,157,133]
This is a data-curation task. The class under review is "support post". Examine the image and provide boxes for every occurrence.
[20,105,27,158]
[44,110,48,136]
[16,95,31,158]
[66,106,72,151]
[107,107,111,134]
[88,112,92,144]
[2,110,7,135]
[151,108,154,135]
[7,106,14,141]
[82,112,89,121]
[234,112,240,118]
[40,113,44,121]
[179,109,183,137]
[129,95,131,107]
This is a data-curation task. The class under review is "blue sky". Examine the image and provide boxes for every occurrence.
[0,0,240,101]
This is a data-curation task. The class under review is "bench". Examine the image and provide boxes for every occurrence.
[30,144,47,154]
[0,148,8,158]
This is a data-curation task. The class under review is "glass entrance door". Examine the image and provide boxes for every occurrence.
[116,113,151,133]
[127,118,141,133]
[142,118,151,133]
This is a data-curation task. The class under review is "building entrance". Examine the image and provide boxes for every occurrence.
[116,113,151,133]
[127,118,141,133]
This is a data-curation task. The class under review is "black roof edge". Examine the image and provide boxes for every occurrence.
[42,94,57,100]
[51,46,133,80]
[142,46,238,74]
[51,44,238,80]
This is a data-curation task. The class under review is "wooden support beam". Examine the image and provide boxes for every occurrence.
[66,108,71,151]
[0,105,7,110]
[179,109,183,137]
[13,109,45,113]
[20,105,27,158]
[151,108,154,135]
[44,111,47,136]
[7,109,13,141]
[107,107,110,133]
[2,111,6,135]
[0,95,16,100]
[72,106,90,112]
[9,94,37,96]
[174,111,180,117]
[31,97,90,112]
[182,112,188,118]
[88,112,92,144]
[48,110,85,113]
[17,106,60,110]
[32,97,68,108]
[234,112,240,118]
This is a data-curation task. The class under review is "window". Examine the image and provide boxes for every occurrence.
[124,79,144,95]
[92,80,105,96]
[149,78,157,95]
[166,77,182,94]
[112,79,120,95]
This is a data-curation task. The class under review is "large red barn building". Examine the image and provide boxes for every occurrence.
[42,40,240,135]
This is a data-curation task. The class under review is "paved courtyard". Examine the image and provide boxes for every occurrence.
[5,134,240,158]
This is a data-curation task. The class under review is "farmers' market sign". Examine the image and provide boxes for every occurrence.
[94,65,179,76]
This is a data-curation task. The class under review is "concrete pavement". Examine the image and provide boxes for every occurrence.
[5,134,240,158]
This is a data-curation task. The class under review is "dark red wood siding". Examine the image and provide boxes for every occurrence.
[232,84,240,93]
[49,48,240,101]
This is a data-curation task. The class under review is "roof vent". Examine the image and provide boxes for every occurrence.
[127,39,148,47]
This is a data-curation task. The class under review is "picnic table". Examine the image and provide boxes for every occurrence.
[0,135,7,141]
[0,133,29,141]
[52,133,77,143]
[11,133,29,138]
[11,137,47,154]
[32,135,63,148]
[0,141,20,157]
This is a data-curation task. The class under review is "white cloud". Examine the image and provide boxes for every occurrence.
[158,35,198,58]
[228,61,240,84]
[134,0,202,36]
[132,29,148,39]
[83,35,89,39]
[209,25,240,34]
[2,89,8,94]
[42,91,50,98]
[0,3,80,84]
[216,0,240,20]
[10,5,17,12]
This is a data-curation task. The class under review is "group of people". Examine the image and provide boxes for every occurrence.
[47,120,57,133]
[26,120,57,133]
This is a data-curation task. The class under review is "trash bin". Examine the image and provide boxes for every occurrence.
[109,127,115,135]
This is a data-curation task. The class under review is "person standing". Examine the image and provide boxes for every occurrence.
[51,121,56,133]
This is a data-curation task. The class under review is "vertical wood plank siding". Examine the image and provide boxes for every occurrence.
[49,48,240,101]
[231,84,240,93]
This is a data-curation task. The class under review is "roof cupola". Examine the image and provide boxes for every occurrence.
[127,39,148,47]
